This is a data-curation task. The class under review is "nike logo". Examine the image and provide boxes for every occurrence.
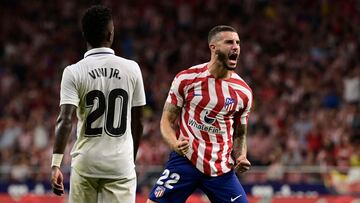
[193,93,201,96]
[204,111,216,124]
[231,195,242,202]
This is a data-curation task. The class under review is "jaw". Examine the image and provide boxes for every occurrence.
[215,50,238,70]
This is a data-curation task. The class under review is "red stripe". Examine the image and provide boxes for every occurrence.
[169,92,178,106]
[209,79,225,175]
[226,85,238,169]
[176,65,208,78]
[177,79,187,99]
[226,78,252,93]
[234,89,249,122]
[230,88,250,169]
[177,77,208,98]
[193,78,211,175]
[180,86,200,165]
[175,64,208,97]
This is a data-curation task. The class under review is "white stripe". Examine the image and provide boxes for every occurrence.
[176,68,208,82]
[232,84,252,125]
[231,85,252,100]
[235,89,244,111]
[187,83,205,172]
[207,78,219,175]
[180,110,196,161]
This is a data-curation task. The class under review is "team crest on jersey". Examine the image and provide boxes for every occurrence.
[224,98,235,111]
[154,186,166,198]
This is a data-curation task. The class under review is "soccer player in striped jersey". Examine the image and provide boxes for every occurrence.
[50,5,146,203]
[147,25,252,203]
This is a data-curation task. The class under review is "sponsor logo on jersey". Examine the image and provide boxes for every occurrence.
[154,186,166,198]
[224,97,235,111]
[188,118,225,134]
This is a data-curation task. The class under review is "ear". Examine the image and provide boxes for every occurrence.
[209,44,216,52]
[106,21,114,44]
[106,30,112,43]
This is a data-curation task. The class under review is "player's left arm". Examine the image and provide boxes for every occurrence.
[131,62,146,160]
[131,105,144,160]
[233,89,253,173]
[233,123,251,173]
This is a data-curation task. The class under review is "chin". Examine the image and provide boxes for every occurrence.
[226,65,237,70]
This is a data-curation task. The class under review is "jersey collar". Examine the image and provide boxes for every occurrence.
[84,47,115,58]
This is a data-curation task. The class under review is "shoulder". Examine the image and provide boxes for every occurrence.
[228,73,252,93]
[175,63,208,79]
[113,55,139,66]
[64,58,86,73]
[62,63,77,75]
[113,56,141,73]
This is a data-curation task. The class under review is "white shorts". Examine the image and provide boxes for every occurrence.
[69,168,136,203]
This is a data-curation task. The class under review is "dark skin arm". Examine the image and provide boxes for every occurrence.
[131,105,144,160]
[232,123,251,173]
[51,104,76,196]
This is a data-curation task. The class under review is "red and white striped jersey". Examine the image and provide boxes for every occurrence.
[166,63,253,176]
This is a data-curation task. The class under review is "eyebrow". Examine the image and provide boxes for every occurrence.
[224,39,240,43]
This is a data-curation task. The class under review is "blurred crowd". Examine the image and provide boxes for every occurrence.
[0,0,360,194]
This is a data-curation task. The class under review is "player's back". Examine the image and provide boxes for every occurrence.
[62,48,145,179]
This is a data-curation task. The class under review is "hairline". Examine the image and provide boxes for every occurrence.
[208,30,239,44]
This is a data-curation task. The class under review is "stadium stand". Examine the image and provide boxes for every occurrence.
[0,0,359,201]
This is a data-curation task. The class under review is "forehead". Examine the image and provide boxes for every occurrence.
[216,31,239,41]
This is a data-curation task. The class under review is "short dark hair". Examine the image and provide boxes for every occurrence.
[208,25,238,44]
[81,5,112,47]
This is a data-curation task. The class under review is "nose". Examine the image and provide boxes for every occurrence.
[232,43,239,51]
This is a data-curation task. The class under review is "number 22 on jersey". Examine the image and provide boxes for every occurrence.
[85,88,128,137]
[156,169,180,189]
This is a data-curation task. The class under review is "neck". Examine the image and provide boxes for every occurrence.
[87,42,111,50]
[208,59,232,79]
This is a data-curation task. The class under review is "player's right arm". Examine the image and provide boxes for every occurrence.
[51,104,76,195]
[51,67,78,196]
[160,102,189,156]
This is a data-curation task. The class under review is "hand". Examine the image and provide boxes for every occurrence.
[234,155,251,173]
[173,137,189,156]
[50,166,64,196]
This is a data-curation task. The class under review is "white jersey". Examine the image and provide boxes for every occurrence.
[60,47,146,179]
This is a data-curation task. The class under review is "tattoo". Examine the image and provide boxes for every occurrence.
[163,103,181,124]
[232,124,247,158]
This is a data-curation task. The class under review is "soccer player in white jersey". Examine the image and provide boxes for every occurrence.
[50,5,146,203]
[147,25,252,203]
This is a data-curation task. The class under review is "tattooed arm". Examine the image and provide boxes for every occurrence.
[160,102,189,156]
[233,124,251,173]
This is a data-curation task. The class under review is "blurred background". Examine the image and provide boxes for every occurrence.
[0,0,359,202]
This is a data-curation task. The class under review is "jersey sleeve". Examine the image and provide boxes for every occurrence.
[165,74,184,107]
[239,93,252,125]
[131,62,146,107]
[60,67,79,107]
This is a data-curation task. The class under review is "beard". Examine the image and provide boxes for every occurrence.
[216,50,236,70]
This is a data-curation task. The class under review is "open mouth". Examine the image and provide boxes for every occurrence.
[228,53,238,65]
